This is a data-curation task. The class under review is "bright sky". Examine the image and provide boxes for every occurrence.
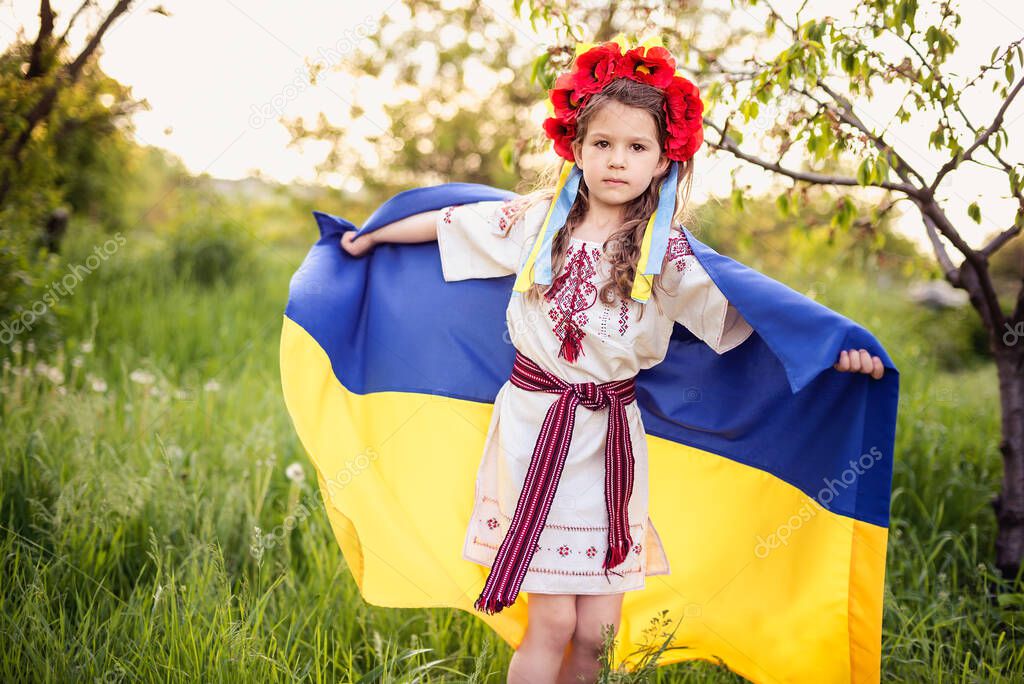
[1,0,1022,251]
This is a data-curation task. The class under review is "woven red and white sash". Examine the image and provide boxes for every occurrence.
[473,350,638,614]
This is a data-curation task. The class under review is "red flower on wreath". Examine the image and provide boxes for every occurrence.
[542,116,577,161]
[616,46,676,88]
[543,40,704,164]
[663,75,705,162]
[550,72,587,123]
[572,42,623,95]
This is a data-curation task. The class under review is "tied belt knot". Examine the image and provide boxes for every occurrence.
[473,350,639,615]
[571,380,608,407]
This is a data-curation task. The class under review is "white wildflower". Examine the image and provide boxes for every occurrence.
[35,362,64,385]
[71,355,84,368]
[80,341,94,353]
[130,369,155,385]
[26,339,35,353]
[285,462,306,484]
[203,379,221,392]
[88,374,108,393]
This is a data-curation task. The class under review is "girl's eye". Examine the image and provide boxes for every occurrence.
[594,140,646,152]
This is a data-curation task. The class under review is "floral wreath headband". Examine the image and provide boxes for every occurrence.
[512,34,706,304]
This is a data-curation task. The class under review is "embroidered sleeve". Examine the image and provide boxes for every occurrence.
[436,199,534,281]
[656,228,754,354]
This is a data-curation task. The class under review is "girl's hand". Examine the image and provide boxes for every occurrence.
[340,230,377,257]
[834,348,885,379]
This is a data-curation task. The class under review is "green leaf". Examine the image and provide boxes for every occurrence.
[530,51,551,86]
[874,155,889,183]
[498,139,515,173]
[776,192,790,216]
[967,201,981,224]
[843,52,856,75]
[730,187,745,212]
[857,157,872,186]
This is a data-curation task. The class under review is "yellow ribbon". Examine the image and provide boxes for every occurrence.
[512,159,575,294]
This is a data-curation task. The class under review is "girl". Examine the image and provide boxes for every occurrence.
[339,37,884,684]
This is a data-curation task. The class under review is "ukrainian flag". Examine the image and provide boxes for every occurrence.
[280,183,899,683]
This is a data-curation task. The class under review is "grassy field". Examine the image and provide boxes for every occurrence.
[1,217,1020,682]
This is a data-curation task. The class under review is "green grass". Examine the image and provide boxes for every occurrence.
[1,221,1020,682]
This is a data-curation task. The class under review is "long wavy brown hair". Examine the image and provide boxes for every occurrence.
[503,77,696,321]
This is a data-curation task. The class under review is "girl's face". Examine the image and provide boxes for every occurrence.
[572,100,670,216]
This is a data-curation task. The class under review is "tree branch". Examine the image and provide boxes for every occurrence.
[703,117,919,194]
[57,1,96,48]
[982,225,1023,258]
[917,196,1008,331]
[26,0,55,79]
[65,0,133,81]
[922,212,960,284]
[811,80,930,188]
[931,74,1024,193]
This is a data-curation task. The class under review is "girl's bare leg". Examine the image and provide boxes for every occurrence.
[507,593,577,684]
[555,593,625,684]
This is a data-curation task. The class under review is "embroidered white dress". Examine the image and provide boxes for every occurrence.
[436,198,754,594]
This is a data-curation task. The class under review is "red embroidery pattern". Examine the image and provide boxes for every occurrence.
[521,565,643,578]
[598,298,633,339]
[471,536,646,576]
[544,243,600,362]
[495,200,518,232]
[666,230,693,273]
[440,201,516,233]
[481,496,643,531]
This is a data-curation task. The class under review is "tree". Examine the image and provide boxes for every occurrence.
[0,1,142,203]
[0,1,155,346]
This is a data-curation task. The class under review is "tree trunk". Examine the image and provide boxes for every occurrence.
[992,342,1024,581]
